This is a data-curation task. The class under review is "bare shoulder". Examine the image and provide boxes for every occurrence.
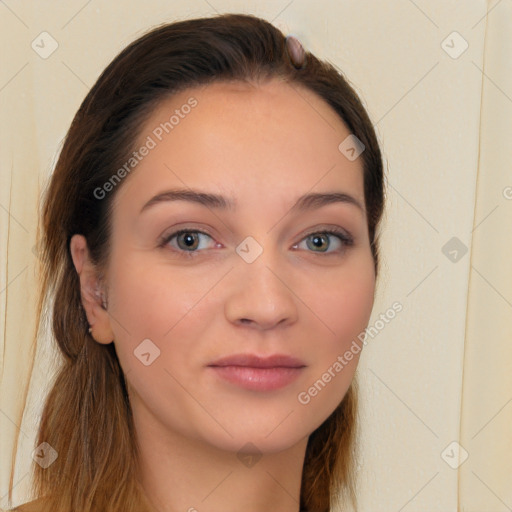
[8,497,48,512]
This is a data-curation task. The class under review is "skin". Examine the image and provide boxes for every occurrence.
[70,78,376,512]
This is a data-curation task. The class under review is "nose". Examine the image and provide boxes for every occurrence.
[224,247,299,331]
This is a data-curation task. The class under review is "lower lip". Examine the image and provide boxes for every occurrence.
[208,366,304,391]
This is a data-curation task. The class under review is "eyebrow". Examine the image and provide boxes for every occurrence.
[140,188,365,215]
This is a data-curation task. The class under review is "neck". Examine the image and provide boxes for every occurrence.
[133,406,308,512]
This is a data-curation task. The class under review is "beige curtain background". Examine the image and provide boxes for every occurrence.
[1,1,510,511]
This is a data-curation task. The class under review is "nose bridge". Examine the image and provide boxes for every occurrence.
[224,234,298,328]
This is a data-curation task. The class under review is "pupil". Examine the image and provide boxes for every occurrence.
[311,235,327,250]
[182,233,197,248]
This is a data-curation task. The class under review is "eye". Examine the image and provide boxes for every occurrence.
[293,229,354,254]
[159,229,217,254]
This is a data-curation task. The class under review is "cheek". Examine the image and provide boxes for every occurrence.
[107,252,206,338]
[105,257,207,401]
[308,255,376,352]
[328,273,374,339]
[295,255,374,420]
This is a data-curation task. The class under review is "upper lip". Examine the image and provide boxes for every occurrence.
[207,353,306,369]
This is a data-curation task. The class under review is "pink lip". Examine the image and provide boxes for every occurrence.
[209,353,306,368]
[207,353,306,391]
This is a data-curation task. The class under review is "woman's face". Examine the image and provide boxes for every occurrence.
[96,78,375,453]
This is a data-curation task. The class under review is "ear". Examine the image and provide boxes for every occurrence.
[69,234,114,345]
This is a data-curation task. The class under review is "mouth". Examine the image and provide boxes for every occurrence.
[207,353,306,391]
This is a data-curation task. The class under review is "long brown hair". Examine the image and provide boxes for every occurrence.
[8,13,385,512]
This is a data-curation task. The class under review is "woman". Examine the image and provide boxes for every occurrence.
[8,12,385,512]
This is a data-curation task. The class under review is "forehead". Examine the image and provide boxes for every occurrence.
[113,78,365,217]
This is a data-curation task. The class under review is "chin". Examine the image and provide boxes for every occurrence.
[206,431,309,457]
[189,413,319,456]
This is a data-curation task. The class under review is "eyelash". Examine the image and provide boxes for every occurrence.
[158,227,354,258]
